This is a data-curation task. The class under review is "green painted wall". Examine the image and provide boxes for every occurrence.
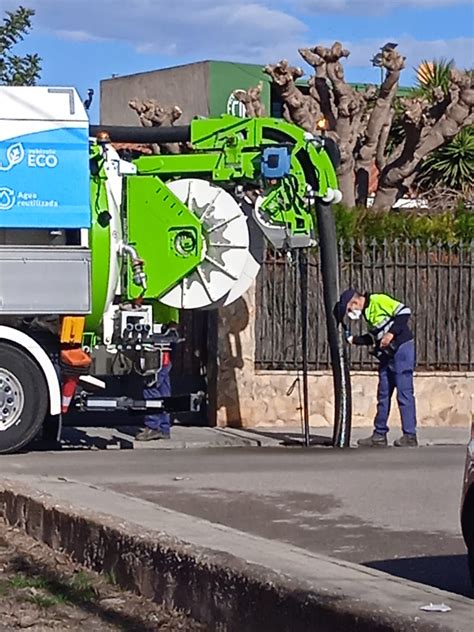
[208,61,272,117]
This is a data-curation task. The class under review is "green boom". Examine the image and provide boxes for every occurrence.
[87,114,340,325]
[85,113,350,447]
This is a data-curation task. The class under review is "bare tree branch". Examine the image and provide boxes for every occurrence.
[128,99,185,154]
[299,47,326,79]
[264,60,317,131]
[299,46,336,128]
[374,69,474,209]
[376,110,394,172]
[265,41,473,210]
[231,82,266,117]
[355,48,405,203]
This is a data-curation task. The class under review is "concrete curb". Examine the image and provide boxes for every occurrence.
[131,437,260,450]
[58,426,468,451]
[0,480,470,632]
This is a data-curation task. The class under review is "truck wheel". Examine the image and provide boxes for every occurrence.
[468,547,474,589]
[0,343,48,454]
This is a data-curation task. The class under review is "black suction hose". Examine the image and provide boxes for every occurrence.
[262,126,352,447]
[314,200,352,448]
[89,125,191,144]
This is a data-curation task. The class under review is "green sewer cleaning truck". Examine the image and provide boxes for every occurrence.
[0,86,347,454]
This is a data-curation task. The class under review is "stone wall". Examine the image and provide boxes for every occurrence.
[214,283,473,429]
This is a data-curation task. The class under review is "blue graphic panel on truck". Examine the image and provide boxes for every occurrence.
[0,126,90,228]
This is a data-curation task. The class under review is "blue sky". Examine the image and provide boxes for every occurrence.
[4,0,474,122]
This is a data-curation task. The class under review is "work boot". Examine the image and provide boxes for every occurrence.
[357,432,388,448]
[135,428,171,442]
[393,434,418,448]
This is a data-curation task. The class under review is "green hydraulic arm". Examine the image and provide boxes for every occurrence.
[132,115,340,249]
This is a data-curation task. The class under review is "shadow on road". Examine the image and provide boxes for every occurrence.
[365,554,473,599]
[243,429,334,447]
[31,427,137,452]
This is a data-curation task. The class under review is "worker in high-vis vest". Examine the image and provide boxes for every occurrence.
[135,302,180,442]
[334,289,418,448]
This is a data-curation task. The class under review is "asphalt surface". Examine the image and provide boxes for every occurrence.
[0,445,471,599]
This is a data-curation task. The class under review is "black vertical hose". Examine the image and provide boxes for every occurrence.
[314,200,352,448]
[261,127,352,448]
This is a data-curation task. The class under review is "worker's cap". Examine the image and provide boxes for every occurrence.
[333,288,356,324]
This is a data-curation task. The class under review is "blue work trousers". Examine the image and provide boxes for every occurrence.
[143,363,172,434]
[374,340,417,436]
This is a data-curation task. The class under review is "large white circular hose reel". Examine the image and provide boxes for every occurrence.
[159,179,252,310]
[209,194,265,309]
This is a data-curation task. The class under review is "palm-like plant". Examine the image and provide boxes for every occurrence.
[415,58,454,98]
[416,125,474,193]
[413,60,474,197]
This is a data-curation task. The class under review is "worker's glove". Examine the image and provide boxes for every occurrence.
[346,335,354,345]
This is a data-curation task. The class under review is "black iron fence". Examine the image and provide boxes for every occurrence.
[255,239,474,372]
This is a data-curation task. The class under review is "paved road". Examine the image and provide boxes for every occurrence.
[0,445,471,598]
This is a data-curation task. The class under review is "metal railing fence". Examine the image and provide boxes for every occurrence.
[255,239,474,371]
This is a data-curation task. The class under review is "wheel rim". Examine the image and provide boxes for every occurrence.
[0,369,24,431]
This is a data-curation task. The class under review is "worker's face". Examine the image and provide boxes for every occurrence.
[346,295,364,319]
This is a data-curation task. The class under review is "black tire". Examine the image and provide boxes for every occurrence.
[0,343,48,454]
[461,487,474,589]
[468,547,474,589]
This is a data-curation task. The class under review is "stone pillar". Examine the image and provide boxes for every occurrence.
[215,284,257,427]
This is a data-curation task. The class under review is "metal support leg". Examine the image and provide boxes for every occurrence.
[299,249,311,447]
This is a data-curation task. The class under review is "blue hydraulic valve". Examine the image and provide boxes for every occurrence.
[261,146,291,179]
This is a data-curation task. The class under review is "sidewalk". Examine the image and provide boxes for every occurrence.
[57,424,257,450]
[54,424,469,451]
[231,425,470,448]
[1,477,472,632]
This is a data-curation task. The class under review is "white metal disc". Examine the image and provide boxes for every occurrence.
[222,252,261,306]
[202,200,265,309]
[159,178,250,309]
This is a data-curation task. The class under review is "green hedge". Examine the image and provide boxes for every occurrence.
[332,205,474,245]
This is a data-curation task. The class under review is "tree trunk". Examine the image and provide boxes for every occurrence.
[371,184,401,210]
[355,49,405,203]
[337,168,356,208]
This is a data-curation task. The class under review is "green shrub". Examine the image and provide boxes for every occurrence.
[330,205,473,246]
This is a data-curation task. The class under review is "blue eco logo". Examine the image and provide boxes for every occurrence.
[0,187,16,211]
[0,143,25,172]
